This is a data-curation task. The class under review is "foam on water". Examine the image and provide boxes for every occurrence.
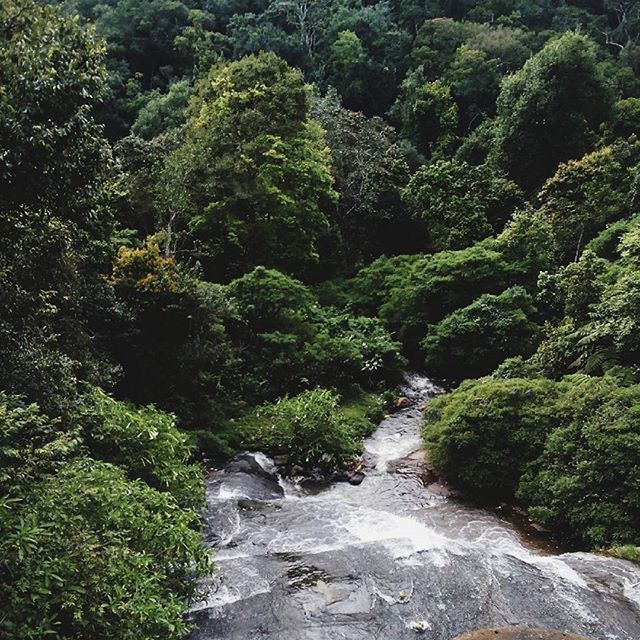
[192,373,640,640]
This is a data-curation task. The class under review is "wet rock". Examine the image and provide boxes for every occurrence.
[225,453,270,478]
[209,452,284,501]
[291,464,305,477]
[346,471,365,486]
[273,454,289,466]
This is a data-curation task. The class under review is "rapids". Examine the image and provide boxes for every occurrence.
[188,373,640,640]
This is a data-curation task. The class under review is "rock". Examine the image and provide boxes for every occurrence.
[452,629,590,640]
[291,464,305,477]
[395,396,412,410]
[225,453,269,478]
[273,454,289,467]
[211,452,285,501]
[409,620,428,633]
[347,471,365,486]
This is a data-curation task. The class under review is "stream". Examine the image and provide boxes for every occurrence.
[188,373,640,640]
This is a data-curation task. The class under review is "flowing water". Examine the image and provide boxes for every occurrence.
[189,373,640,640]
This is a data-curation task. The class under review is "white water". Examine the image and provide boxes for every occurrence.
[190,373,640,640]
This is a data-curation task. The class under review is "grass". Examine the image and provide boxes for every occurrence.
[605,545,640,564]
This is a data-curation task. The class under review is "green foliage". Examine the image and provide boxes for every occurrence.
[246,389,361,468]
[609,97,640,138]
[378,244,513,354]
[0,0,118,417]
[518,376,640,547]
[310,90,412,262]
[349,254,423,317]
[403,160,523,251]
[494,207,555,279]
[77,390,203,509]
[168,52,336,279]
[0,393,81,491]
[449,45,501,131]
[423,287,541,379]
[607,545,640,563]
[226,267,403,399]
[0,458,209,640]
[425,377,561,497]
[493,32,612,190]
[0,0,110,214]
[426,374,640,547]
[132,79,192,139]
[393,73,458,157]
[537,140,640,264]
[111,235,240,432]
[301,311,405,389]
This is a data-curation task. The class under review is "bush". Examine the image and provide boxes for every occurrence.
[77,390,203,510]
[425,375,640,548]
[423,287,541,379]
[246,389,362,468]
[518,377,640,547]
[112,235,241,435]
[0,392,81,491]
[424,377,561,498]
[350,254,423,317]
[402,160,522,251]
[226,267,404,400]
[0,459,209,640]
[303,311,405,388]
[379,243,512,354]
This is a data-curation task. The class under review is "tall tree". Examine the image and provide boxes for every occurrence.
[0,0,117,415]
[493,32,612,190]
[167,52,336,280]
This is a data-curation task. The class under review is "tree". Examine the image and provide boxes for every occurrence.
[167,52,336,280]
[493,32,612,190]
[392,72,459,157]
[378,243,513,355]
[110,235,240,435]
[449,45,501,132]
[537,139,640,263]
[0,0,118,416]
[0,459,208,640]
[131,79,191,139]
[403,160,523,252]
[310,91,412,262]
[423,287,541,379]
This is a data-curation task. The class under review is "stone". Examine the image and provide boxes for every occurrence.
[452,628,590,640]
[395,396,412,409]
[347,471,365,486]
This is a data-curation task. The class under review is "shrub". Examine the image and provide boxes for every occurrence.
[77,390,203,509]
[0,459,209,640]
[303,311,405,388]
[402,160,522,251]
[0,393,81,492]
[379,243,512,354]
[226,267,404,400]
[426,374,640,548]
[423,287,541,379]
[518,377,640,547]
[424,377,561,498]
[246,389,362,468]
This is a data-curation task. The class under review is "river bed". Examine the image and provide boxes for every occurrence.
[188,373,640,640]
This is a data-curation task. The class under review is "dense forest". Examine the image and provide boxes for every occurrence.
[2,0,640,637]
